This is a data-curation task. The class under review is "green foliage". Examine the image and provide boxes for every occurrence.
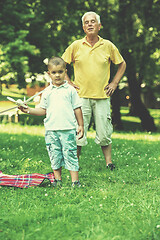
[117,0,160,89]
[0,125,160,239]
[0,0,159,92]
[0,0,40,88]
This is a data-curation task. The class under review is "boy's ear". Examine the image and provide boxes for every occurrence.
[47,71,50,76]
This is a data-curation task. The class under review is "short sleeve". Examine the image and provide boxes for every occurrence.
[71,87,82,110]
[110,43,124,65]
[39,91,47,109]
[62,43,74,64]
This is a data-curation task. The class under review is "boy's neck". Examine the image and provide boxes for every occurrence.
[52,80,66,87]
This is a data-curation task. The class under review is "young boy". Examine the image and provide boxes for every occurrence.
[19,57,84,187]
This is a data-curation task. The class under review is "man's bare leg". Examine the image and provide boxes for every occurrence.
[101,144,112,165]
[77,145,82,161]
[69,170,79,182]
[70,170,81,187]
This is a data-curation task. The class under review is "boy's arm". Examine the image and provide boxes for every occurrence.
[19,105,46,116]
[74,107,84,139]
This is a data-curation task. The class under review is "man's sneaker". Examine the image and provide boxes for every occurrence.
[106,163,115,171]
[52,179,62,188]
[71,181,81,188]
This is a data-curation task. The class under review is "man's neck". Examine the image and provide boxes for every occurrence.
[86,35,99,47]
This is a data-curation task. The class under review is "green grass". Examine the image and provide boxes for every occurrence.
[0,124,160,240]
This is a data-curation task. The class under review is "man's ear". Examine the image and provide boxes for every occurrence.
[82,24,86,33]
[98,23,101,31]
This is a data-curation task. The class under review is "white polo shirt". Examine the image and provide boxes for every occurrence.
[39,81,81,131]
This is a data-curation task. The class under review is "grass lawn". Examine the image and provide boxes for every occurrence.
[0,124,160,240]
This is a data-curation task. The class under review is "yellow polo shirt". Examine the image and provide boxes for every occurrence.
[62,36,124,99]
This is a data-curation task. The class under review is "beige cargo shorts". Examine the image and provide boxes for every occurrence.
[76,98,113,146]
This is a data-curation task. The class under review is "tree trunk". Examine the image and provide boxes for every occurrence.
[125,50,157,132]
[0,80,2,95]
[111,87,123,130]
[118,0,157,132]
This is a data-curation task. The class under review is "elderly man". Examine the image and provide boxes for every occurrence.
[62,11,126,170]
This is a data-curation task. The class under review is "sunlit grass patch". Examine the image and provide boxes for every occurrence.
[112,131,160,141]
[149,108,160,120]
[0,123,45,136]
[1,84,26,99]
[88,129,160,141]
[121,115,141,123]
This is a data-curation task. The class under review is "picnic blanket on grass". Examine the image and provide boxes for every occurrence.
[0,171,55,188]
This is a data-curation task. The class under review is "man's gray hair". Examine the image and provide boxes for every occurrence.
[82,12,101,25]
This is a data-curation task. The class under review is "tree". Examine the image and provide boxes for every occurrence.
[117,0,158,131]
[0,0,39,89]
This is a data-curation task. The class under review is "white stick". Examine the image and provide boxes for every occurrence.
[0,88,46,115]
[0,106,18,114]
[25,88,46,103]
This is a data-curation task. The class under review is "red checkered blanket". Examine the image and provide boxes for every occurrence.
[0,171,55,188]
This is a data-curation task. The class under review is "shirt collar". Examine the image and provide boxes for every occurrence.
[50,80,68,89]
[82,35,104,47]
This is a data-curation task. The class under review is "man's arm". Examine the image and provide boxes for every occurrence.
[104,60,126,97]
[64,64,80,90]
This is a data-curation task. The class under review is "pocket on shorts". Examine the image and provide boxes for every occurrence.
[45,131,51,142]
[106,114,113,136]
[45,131,53,156]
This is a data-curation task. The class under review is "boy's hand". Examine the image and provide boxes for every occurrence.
[77,126,84,139]
[18,105,29,114]
[16,99,28,108]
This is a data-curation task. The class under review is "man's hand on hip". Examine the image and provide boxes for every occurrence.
[104,82,118,97]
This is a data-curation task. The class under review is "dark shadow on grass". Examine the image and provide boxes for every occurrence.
[120,119,142,132]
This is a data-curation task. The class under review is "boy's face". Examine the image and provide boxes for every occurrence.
[48,64,66,87]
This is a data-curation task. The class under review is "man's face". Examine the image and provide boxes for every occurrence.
[48,65,66,87]
[83,14,101,36]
